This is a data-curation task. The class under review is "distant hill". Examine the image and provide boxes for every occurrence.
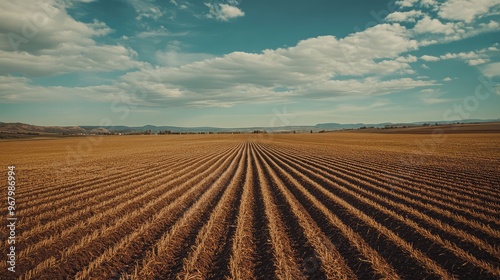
[0,122,113,138]
[0,122,87,136]
[345,122,500,134]
[314,119,500,130]
[1,118,499,138]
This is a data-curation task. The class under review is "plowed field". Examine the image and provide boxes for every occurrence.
[1,133,499,279]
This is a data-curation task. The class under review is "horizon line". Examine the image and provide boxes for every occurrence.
[2,118,500,129]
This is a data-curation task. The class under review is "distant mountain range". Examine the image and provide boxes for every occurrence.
[1,118,499,137]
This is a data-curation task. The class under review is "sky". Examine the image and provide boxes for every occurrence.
[0,0,499,128]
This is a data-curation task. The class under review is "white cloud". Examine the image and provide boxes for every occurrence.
[443,77,455,81]
[479,62,500,77]
[0,76,36,101]
[420,55,440,61]
[0,73,436,107]
[155,41,213,66]
[396,0,419,8]
[420,89,451,104]
[219,4,244,18]
[0,0,142,76]
[145,24,418,85]
[410,14,500,47]
[100,24,428,107]
[0,44,142,77]
[137,26,171,38]
[420,47,494,66]
[1,0,498,116]
[386,10,423,22]
[127,0,164,20]
[296,78,435,98]
[206,3,245,21]
[416,20,499,46]
[0,3,111,53]
[468,58,489,65]
[335,24,418,60]
[335,102,389,112]
[396,55,418,63]
[0,75,120,102]
[479,20,500,29]
[14,1,500,111]
[438,0,500,22]
[413,16,460,34]
[439,50,490,65]
[1,22,434,107]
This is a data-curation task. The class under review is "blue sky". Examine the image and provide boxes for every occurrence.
[0,0,499,127]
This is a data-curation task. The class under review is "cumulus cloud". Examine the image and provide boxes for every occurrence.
[386,10,423,22]
[413,16,461,34]
[419,46,497,66]
[101,24,429,107]
[0,0,142,76]
[479,20,500,30]
[440,50,490,65]
[468,58,490,65]
[0,74,436,107]
[127,23,419,86]
[438,0,500,23]
[206,3,245,21]
[420,55,440,61]
[1,23,435,107]
[8,0,497,110]
[412,15,498,46]
[396,55,418,63]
